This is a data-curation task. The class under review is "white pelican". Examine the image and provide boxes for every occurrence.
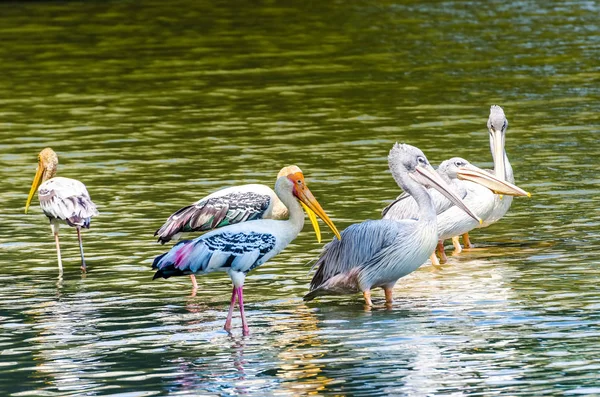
[152,165,341,335]
[460,105,516,249]
[25,148,99,274]
[382,157,530,265]
[155,168,323,290]
[304,144,481,306]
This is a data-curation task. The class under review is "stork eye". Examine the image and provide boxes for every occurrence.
[297,180,302,184]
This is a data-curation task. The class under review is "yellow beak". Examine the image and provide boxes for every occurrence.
[294,184,342,241]
[25,164,44,214]
[300,202,322,243]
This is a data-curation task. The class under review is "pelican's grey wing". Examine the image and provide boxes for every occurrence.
[152,231,277,279]
[306,219,403,299]
[155,192,273,243]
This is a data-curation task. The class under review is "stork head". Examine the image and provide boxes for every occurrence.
[25,148,59,214]
[276,165,341,242]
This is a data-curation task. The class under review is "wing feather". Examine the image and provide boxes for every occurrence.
[155,191,273,244]
[152,231,277,280]
[38,177,98,227]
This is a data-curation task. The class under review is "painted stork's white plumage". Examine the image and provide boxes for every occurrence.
[304,144,481,306]
[382,157,529,265]
[25,148,99,274]
[154,168,323,291]
[152,165,340,335]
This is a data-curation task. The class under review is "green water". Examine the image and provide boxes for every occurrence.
[1,0,599,395]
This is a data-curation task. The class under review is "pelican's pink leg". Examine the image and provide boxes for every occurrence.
[224,286,238,332]
[437,241,448,264]
[237,286,250,336]
[462,233,474,249]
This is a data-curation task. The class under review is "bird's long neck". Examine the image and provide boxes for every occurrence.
[275,183,305,237]
[393,171,437,224]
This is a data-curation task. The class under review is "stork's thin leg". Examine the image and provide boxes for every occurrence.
[224,286,238,332]
[76,227,87,272]
[54,232,63,275]
[190,275,198,291]
[383,287,394,305]
[451,236,462,254]
[430,252,440,267]
[363,290,373,306]
[437,241,448,264]
[237,286,250,336]
[462,233,474,249]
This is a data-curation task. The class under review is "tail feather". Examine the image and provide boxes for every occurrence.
[152,252,169,269]
[153,266,186,280]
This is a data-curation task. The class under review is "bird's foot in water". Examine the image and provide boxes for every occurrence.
[451,236,462,255]
[436,241,448,264]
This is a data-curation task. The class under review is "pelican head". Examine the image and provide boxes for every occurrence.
[276,165,341,242]
[487,105,509,181]
[25,148,59,214]
[389,143,482,224]
[442,157,531,197]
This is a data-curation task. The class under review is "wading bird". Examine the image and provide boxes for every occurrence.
[383,157,530,265]
[304,144,481,306]
[155,169,322,290]
[25,148,98,274]
[153,165,341,335]
[460,105,516,249]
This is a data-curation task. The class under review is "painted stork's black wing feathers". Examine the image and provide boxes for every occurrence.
[152,231,277,280]
[155,192,272,244]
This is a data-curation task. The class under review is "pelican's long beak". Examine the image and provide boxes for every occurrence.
[293,179,342,241]
[492,130,507,181]
[300,201,322,243]
[413,164,482,224]
[457,164,531,197]
[25,163,44,214]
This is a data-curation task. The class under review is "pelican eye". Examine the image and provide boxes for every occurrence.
[417,156,427,165]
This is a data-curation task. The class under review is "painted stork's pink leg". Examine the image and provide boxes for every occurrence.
[237,286,250,336]
[76,227,86,272]
[224,286,238,332]
[190,275,198,291]
[54,232,63,275]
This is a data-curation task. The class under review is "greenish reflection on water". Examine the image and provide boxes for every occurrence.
[1,0,599,395]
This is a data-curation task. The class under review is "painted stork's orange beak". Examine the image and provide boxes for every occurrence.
[289,172,342,241]
[25,159,44,214]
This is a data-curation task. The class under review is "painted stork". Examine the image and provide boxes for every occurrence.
[25,148,98,274]
[154,168,323,290]
[152,165,341,335]
[382,157,529,265]
[304,143,481,306]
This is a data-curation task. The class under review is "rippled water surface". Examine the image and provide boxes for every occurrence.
[1,0,599,395]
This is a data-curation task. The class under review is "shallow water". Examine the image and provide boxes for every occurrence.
[1,0,599,395]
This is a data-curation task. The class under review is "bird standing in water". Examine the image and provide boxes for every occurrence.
[154,168,322,291]
[383,157,529,265]
[153,165,340,335]
[25,148,99,275]
[305,144,481,306]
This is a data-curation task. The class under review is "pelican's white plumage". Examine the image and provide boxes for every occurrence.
[153,165,340,335]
